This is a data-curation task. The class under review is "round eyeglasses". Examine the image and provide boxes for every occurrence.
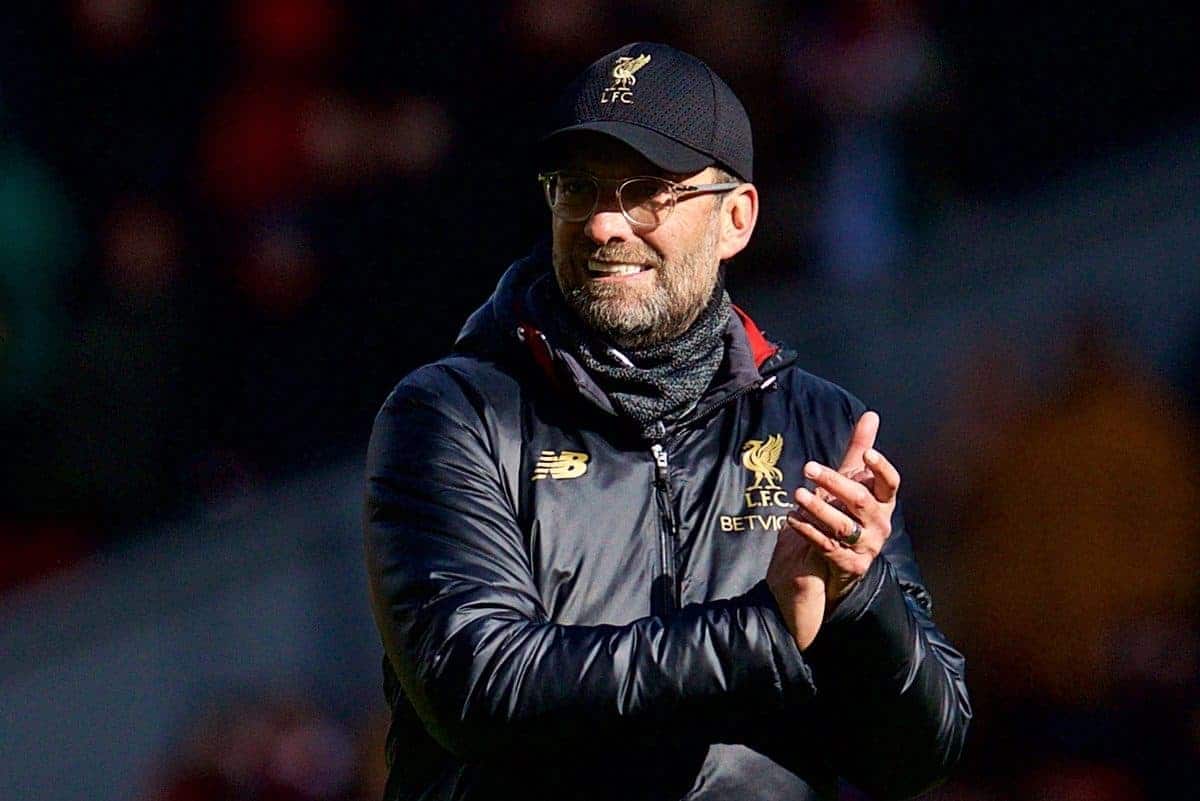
[538,170,741,230]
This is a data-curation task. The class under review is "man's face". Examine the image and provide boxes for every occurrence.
[549,139,725,349]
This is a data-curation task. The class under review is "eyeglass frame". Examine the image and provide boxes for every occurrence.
[537,169,742,230]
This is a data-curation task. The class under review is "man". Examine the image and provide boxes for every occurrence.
[364,42,970,801]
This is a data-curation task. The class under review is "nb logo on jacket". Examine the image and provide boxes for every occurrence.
[532,450,590,480]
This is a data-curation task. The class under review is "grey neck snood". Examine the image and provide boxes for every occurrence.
[537,278,731,441]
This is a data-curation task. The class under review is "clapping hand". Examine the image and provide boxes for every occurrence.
[789,411,900,607]
[766,411,900,650]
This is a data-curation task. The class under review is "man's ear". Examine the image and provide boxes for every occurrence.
[717,182,758,261]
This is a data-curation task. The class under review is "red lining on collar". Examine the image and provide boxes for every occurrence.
[516,322,563,390]
[517,305,779,386]
[732,305,779,367]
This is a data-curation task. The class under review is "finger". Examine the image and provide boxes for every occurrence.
[838,410,880,473]
[815,467,874,506]
[847,467,873,483]
[789,517,870,578]
[793,487,866,544]
[803,461,876,519]
[862,448,900,503]
[786,515,839,554]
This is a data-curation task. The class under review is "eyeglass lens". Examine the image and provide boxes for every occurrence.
[545,173,673,227]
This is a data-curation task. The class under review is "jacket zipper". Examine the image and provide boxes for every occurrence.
[650,442,679,614]
[647,378,773,614]
[684,376,766,429]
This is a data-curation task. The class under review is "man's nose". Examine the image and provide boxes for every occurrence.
[583,195,634,244]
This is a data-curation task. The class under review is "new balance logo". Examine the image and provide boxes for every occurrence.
[532,450,590,480]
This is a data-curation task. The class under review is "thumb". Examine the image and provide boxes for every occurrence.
[839,410,880,473]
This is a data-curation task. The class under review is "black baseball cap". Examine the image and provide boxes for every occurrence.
[540,42,754,182]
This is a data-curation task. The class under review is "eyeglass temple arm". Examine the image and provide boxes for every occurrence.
[675,181,742,197]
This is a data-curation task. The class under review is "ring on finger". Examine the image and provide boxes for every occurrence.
[841,521,863,546]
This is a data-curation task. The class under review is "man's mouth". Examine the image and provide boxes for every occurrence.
[587,260,653,278]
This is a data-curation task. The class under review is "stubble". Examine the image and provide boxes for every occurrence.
[554,212,723,349]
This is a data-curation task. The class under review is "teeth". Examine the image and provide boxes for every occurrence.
[589,262,645,276]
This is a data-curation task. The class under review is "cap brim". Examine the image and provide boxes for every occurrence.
[540,121,714,176]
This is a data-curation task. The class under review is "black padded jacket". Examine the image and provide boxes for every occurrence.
[363,248,971,801]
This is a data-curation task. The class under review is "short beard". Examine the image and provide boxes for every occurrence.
[554,215,722,350]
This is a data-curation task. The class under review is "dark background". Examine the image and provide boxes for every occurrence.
[1,2,1198,800]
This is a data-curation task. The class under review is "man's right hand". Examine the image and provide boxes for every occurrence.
[766,411,882,650]
[766,526,828,650]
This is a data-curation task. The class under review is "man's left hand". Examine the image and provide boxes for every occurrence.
[786,412,901,609]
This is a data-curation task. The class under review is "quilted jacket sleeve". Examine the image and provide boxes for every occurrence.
[781,507,971,800]
[363,370,815,761]
[784,395,971,800]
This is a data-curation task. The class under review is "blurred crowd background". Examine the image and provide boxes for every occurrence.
[2,2,1198,800]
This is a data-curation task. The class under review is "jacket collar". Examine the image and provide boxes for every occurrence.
[454,245,795,425]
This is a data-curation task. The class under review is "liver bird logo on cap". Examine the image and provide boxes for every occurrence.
[602,54,652,103]
[611,54,652,88]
